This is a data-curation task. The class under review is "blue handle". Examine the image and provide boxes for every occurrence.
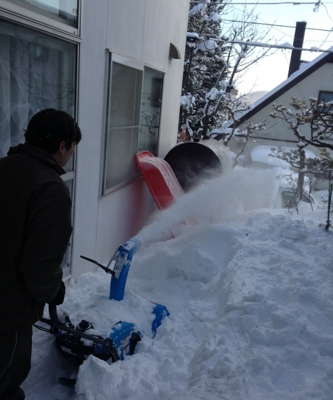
[109,237,142,301]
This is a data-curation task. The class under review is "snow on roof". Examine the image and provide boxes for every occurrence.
[234,47,333,124]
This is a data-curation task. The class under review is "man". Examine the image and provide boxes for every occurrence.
[0,109,82,400]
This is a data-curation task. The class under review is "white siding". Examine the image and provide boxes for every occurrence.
[232,62,333,164]
[71,0,189,278]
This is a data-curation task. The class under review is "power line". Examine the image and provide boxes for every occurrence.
[229,1,333,3]
[189,1,333,53]
[190,1,333,4]
[198,31,333,42]
[221,18,333,32]
[227,39,333,51]
[194,32,333,53]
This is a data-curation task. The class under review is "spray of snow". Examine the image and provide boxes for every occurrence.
[138,168,276,246]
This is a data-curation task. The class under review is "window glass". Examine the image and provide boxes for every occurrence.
[0,19,77,163]
[109,63,142,127]
[103,58,164,193]
[281,190,297,208]
[139,67,163,155]
[318,91,333,120]
[318,91,333,115]
[104,62,142,191]
[7,0,78,28]
[319,91,333,103]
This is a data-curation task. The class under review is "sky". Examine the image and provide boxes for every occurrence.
[21,166,333,400]
[227,0,333,94]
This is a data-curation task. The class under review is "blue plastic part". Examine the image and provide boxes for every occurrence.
[151,302,170,337]
[109,321,142,360]
[95,344,103,354]
[109,237,142,301]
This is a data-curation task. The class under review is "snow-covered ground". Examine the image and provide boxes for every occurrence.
[22,168,333,400]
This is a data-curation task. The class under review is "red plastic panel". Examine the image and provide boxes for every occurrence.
[136,151,184,210]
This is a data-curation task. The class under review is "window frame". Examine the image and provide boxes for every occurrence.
[102,52,164,196]
[0,0,81,37]
[102,53,144,195]
[0,12,80,278]
[61,172,75,279]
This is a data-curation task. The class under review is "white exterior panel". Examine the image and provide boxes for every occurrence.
[232,61,333,164]
[72,0,189,278]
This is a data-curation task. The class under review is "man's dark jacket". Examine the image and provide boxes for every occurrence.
[0,143,72,330]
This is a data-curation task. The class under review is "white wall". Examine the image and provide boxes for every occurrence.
[105,0,188,157]
[71,0,189,278]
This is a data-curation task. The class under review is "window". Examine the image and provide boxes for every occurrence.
[104,61,143,190]
[139,68,164,155]
[0,19,77,157]
[0,19,77,275]
[319,91,333,103]
[318,91,333,114]
[103,54,164,194]
[281,190,313,209]
[6,0,78,28]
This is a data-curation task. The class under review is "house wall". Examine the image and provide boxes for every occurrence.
[0,0,189,280]
[73,0,189,278]
[232,62,333,165]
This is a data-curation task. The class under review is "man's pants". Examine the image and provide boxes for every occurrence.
[0,326,32,400]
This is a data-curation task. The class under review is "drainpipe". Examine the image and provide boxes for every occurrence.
[288,21,307,77]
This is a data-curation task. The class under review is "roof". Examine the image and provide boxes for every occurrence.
[232,48,333,127]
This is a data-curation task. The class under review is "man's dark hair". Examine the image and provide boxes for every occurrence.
[25,109,82,153]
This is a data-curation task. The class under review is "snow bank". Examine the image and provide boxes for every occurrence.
[23,169,333,399]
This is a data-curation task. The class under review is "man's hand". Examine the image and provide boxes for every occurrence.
[49,281,66,305]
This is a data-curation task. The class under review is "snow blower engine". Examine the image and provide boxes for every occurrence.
[36,303,142,364]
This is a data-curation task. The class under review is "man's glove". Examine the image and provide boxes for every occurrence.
[49,281,66,305]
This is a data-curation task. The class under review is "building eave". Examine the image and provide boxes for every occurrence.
[231,51,333,128]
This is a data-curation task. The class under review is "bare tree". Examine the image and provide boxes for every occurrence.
[222,5,277,91]
[269,97,333,151]
[269,96,333,226]
[180,1,276,142]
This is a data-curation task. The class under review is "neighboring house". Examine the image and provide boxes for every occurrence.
[0,0,189,279]
[213,47,333,166]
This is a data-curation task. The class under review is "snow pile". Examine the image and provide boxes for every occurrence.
[22,169,333,400]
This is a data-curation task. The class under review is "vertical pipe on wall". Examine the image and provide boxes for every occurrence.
[288,21,307,77]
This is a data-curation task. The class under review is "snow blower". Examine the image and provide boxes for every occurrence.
[35,236,170,365]
[35,303,141,364]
